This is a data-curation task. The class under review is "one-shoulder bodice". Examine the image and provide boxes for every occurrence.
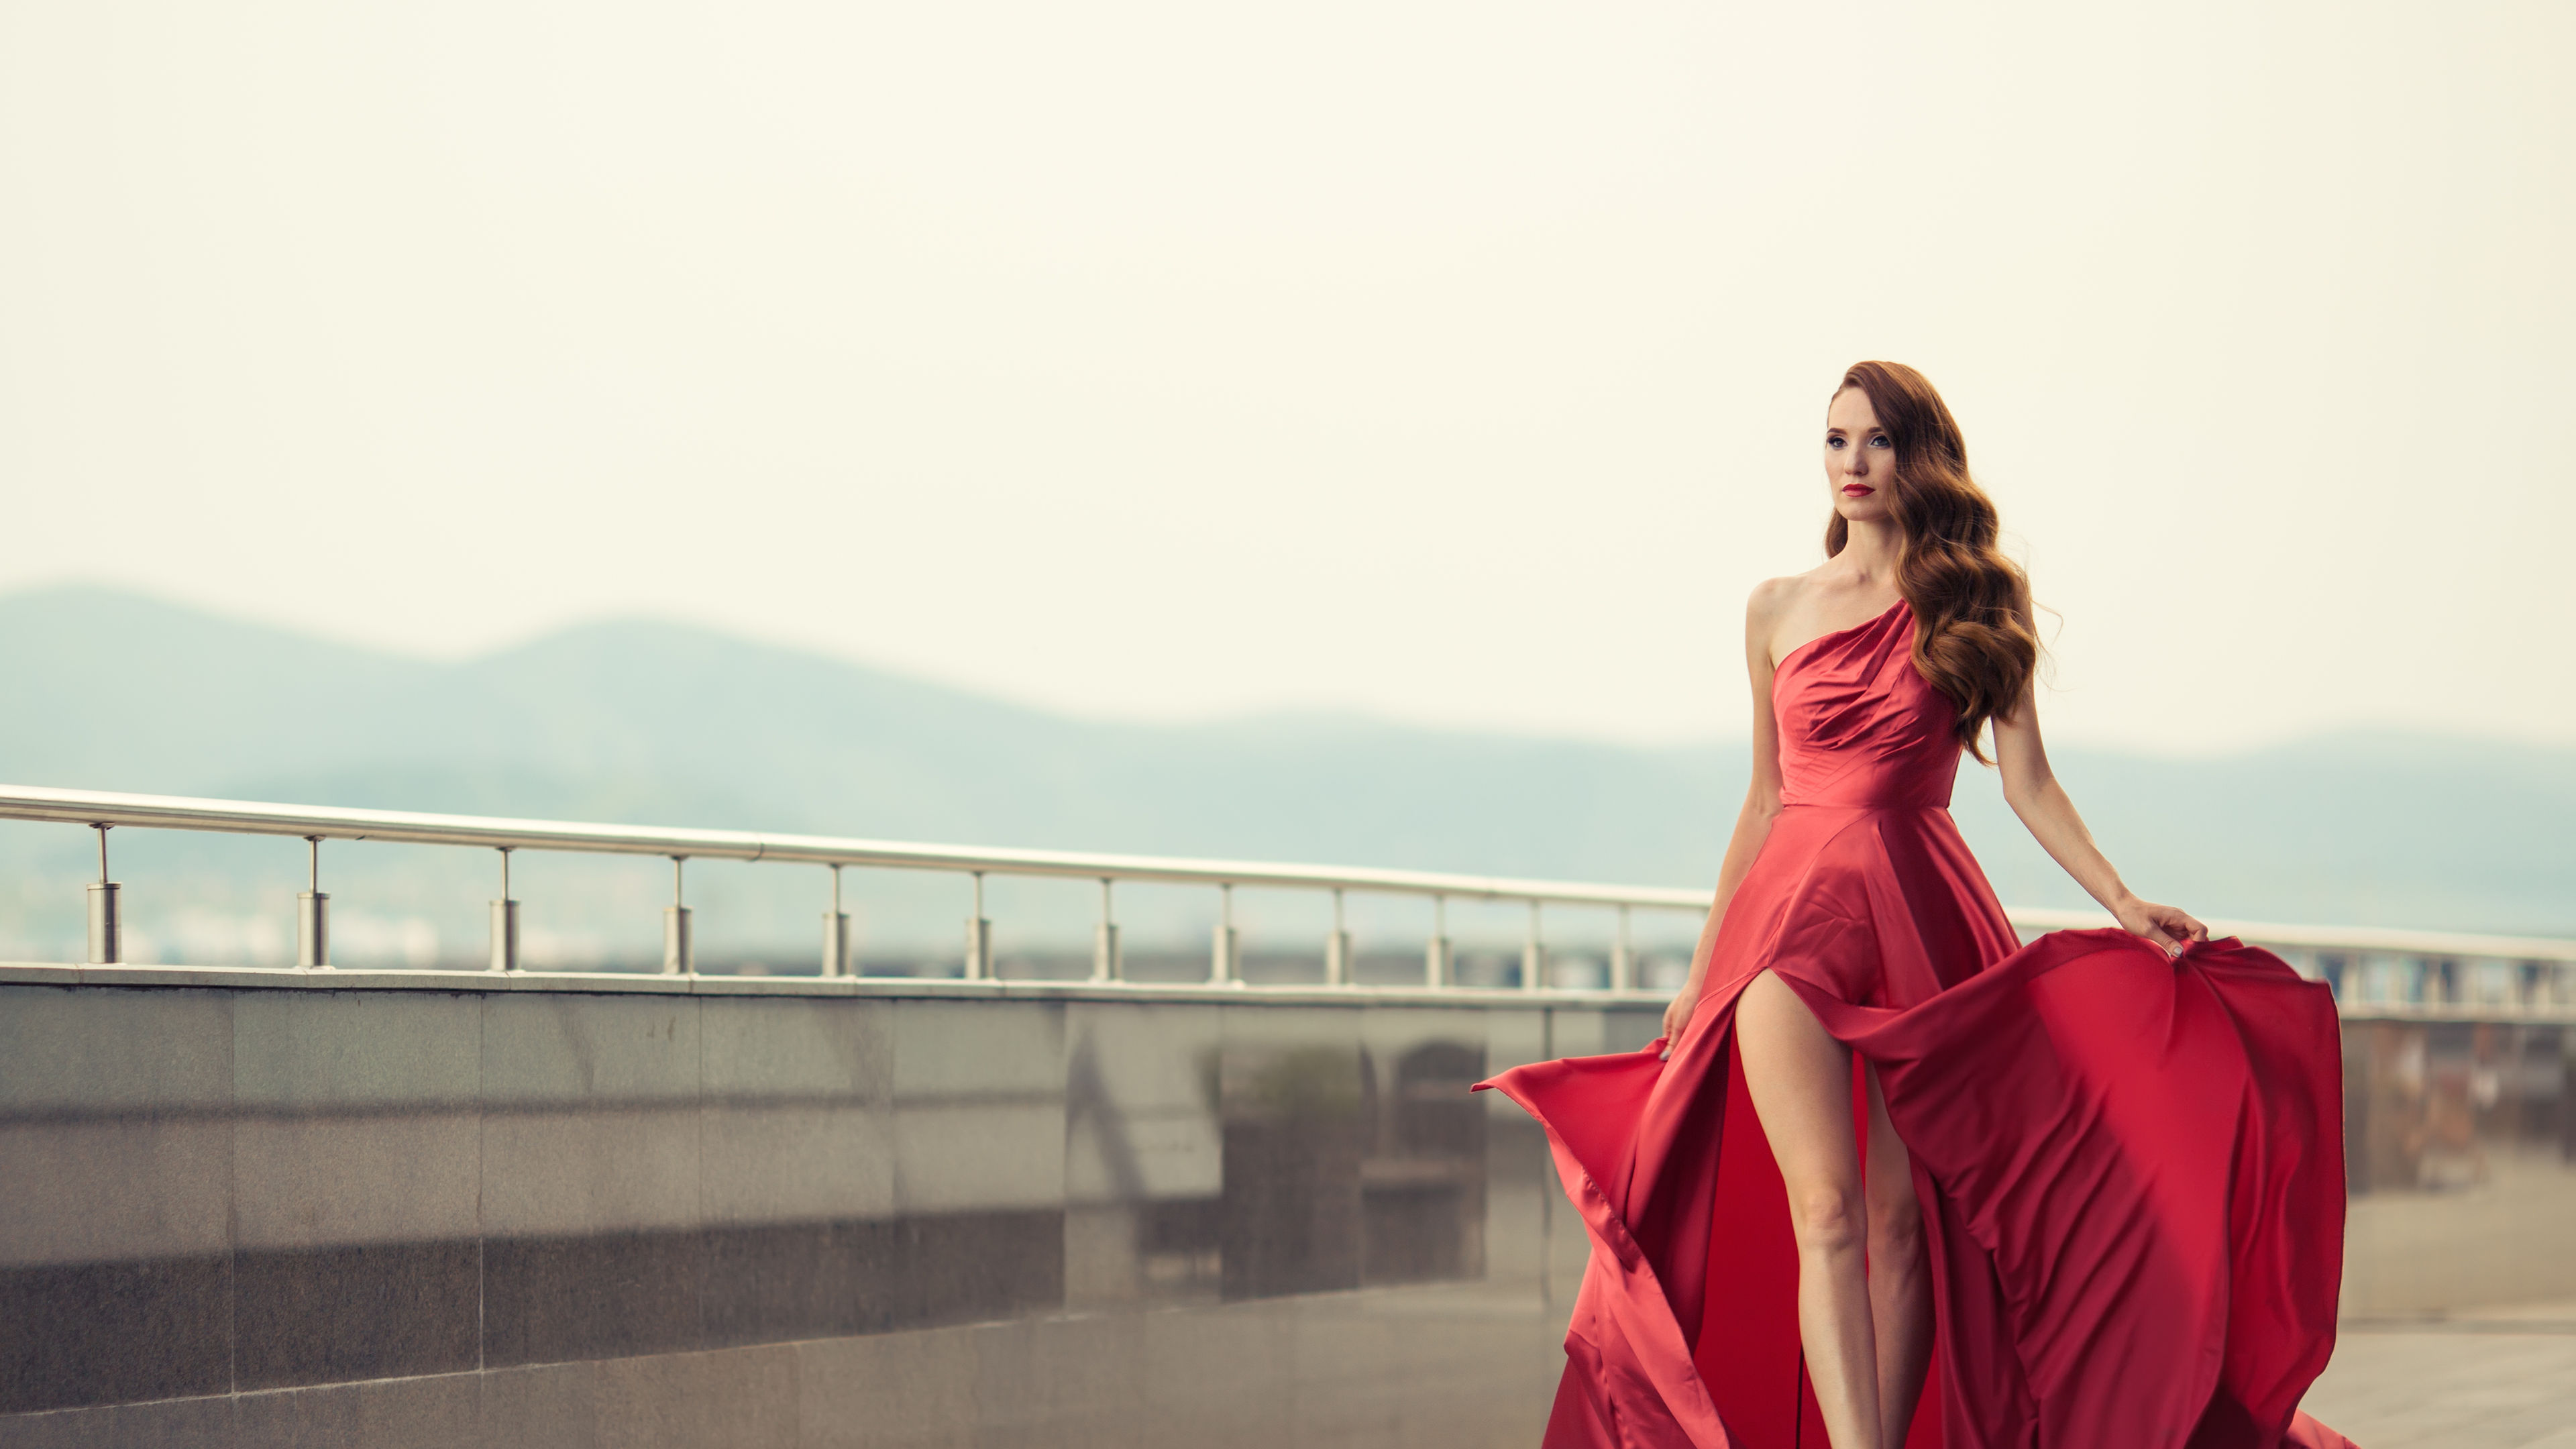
[1773,599,1960,810]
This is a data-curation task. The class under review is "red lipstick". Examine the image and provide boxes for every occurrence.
[1841,484,1874,497]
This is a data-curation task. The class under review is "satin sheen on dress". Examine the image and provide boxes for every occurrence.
[1478,601,2355,1448]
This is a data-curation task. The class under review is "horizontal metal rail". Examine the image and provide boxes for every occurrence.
[2000,907,2576,968]
[1,784,2570,1017]
[0,784,1706,908]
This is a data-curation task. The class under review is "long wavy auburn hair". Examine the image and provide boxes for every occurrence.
[1825,361,2037,763]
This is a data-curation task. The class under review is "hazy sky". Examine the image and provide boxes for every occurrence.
[3,1,2569,753]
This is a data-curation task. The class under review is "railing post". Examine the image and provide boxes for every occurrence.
[663,857,692,975]
[297,836,331,969]
[490,847,520,973]
[822,864,851,977]
[1093,878,1121,983]
[1426,895,1450,988]
[86,824,120,965]
[963,871,991,980]
[1522,900,1544,991]
[1326,888,1353,987]
[1611,904,1632,992]
[1211,883,1238,985]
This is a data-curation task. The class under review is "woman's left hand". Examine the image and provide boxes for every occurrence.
[2114,898,2208,958]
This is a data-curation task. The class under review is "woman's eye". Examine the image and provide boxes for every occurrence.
[1869,435,1892,448]
[1825,437,1844,449]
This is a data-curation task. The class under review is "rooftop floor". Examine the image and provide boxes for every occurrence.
[2304,1303,2576,1449]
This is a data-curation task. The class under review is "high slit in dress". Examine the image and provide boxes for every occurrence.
[1478,600,2355,1448]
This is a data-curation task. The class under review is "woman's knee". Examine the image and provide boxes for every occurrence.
[1787,1183,1868,1254]
[1868,1185,1923,1258]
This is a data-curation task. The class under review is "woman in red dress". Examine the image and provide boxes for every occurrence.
[1481,362,2353,1448]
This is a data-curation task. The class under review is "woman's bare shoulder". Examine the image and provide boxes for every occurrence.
[1746,573,1818,629]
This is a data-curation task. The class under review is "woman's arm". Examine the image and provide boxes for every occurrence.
[1662,585,1792,1043]
[1989,651,2207,955]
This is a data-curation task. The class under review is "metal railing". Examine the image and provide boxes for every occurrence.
[0,784,1708,991]
[3,783,2571,1016]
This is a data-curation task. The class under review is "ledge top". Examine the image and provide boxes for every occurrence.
[0,960,1674,1008]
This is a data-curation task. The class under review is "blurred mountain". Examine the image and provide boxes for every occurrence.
[0,584,2568,941]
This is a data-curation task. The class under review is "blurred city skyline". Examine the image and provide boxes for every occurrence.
[4,1,2570,753]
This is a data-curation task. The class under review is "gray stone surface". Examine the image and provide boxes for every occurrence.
[0,983,1549,1423]
[229,991,483,1390]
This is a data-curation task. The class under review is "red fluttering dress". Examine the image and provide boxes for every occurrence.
[1479,601,2355,1448]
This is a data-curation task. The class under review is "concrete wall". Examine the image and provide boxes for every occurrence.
[0,983,2566,1446]
[0,983,1638,1446]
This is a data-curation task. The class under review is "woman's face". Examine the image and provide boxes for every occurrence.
[1823,387,1896,524]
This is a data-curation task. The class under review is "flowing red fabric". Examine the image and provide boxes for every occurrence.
[1479,601,2355,1448]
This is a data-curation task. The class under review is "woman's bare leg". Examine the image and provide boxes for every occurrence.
[1737,971,1882,1448]
[1864,1066,1931,1445]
